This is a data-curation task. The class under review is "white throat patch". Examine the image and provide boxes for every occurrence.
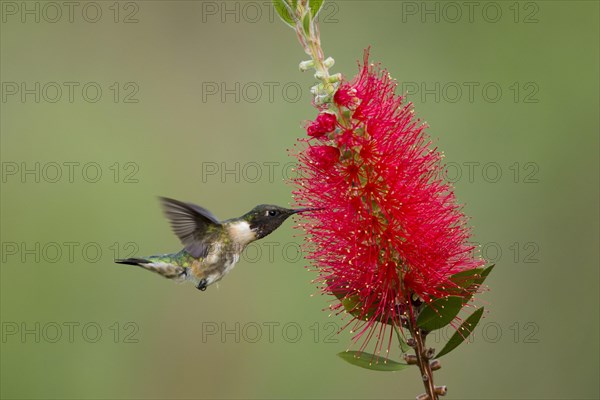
[228,221,256,247]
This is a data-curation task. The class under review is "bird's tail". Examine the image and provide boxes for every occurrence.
[115,256,187,281]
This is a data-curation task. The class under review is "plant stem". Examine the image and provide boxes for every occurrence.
[407,322,438,400]
[290,10,337,102]
[304,31,334,91]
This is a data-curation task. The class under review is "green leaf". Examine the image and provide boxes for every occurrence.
[328,282,347,301]
[449,268,482,287]
[437,307,484,358]
[393,326,411,353]
[337,351,409,372]
[328,281,367,318]
[450,264,495,286]
[475,264,495,285]
[309,0,325,18]
[341,295,377,321]
[416,296,463,331]
[302,13,311,34]
[447,264,495,299]
[272,0,296,26]
[340,295,394,324]
[341,295,363,317]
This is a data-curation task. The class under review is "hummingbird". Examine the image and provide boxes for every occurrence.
[115,197,313,291]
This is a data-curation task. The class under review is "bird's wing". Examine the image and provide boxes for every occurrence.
[159,197,221,258]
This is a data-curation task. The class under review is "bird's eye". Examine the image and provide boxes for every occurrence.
[267,210,278,217]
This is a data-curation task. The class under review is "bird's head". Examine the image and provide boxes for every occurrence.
[241,204,315,240]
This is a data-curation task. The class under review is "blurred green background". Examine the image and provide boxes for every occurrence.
[1,1,598,399]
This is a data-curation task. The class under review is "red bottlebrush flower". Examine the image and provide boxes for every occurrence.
[292,51,484,354]
[333,83,358,109]
[308,145,340,170]
[306,112,338,138]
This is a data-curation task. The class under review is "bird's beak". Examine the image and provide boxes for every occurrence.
[291,207,322,214]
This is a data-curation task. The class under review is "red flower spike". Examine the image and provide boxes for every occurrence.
[333,83,359,109]
[308,145,340,170]
[292,50,484,354]
[306,112,338,138]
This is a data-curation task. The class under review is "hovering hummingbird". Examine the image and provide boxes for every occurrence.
[116,197,313,291]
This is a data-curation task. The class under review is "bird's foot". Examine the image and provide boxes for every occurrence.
[196,278,208,291]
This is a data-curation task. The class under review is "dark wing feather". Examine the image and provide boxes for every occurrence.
[159,197,221,258]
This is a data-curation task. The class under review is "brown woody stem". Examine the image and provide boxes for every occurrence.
[407,321,439,400]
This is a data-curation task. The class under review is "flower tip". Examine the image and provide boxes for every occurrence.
[306,112,338,138]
